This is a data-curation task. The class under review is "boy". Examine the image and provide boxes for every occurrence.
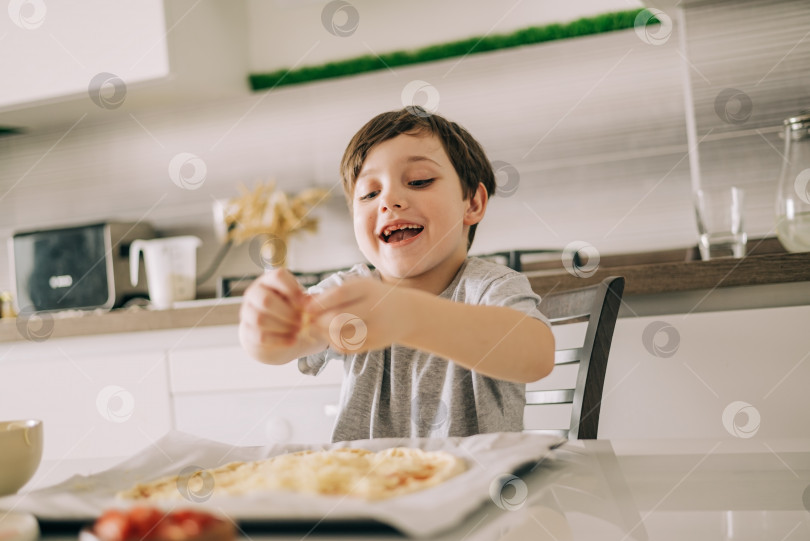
[239,106,555,442]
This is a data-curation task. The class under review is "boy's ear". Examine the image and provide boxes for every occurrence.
[463,183,488,226]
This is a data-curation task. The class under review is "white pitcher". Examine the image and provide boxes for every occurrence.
[130,236,202,308]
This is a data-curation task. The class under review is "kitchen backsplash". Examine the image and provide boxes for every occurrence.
[1,1,806,298]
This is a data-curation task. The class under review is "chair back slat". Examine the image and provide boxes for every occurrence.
[555,347,582,365]
[526,276,625,440]
[548,314,590,325]
[526,389,575,405]
[523,428,569,439]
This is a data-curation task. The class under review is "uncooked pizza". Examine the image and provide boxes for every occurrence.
[118,447,466,501]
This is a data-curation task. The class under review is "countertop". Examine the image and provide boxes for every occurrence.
[1,249,809,344]
[525,251,810,296]
[0,297,241,344]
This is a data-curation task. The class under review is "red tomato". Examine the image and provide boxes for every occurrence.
[128,506,164,537]
[153,523,187,541]
[92,507,230,541]
[94,510,132,541]
[179,517,202,537]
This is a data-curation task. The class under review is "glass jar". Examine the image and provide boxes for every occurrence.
[776,111,810,252]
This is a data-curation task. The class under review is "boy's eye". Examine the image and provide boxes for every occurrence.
[409,178,434,187]
[359,190,379,201]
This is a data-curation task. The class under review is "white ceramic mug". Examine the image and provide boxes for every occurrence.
[130,236,202,308]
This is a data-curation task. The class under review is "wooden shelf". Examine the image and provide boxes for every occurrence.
[526,252,810,297]
[2,242,808,344]
[0,300,240,344]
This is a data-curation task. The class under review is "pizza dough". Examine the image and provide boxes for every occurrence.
[118,447,466,501]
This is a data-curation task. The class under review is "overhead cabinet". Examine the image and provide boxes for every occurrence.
[0,0,250,131]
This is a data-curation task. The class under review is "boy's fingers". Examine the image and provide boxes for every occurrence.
[240,307,300,334]
[254,269,305,306]
[307,282,367,317]
[243,288,301,325]
[243,270,308,323]
[240,322,298,348]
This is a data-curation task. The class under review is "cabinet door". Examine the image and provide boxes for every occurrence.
[1,0,169,108]
[169,345,344,444]
[0,350,171,460]
[599,305,810,439]
[173,386,342,445]
[168,345,343,393]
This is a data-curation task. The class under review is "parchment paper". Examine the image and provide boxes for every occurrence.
[0,431,564,538]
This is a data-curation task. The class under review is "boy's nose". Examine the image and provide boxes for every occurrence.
[381,202,403,212]
[379,191,406,212]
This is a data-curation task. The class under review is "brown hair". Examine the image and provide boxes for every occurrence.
[340,106,496,249]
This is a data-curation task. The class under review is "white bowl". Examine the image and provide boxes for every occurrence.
[0,420,43,496]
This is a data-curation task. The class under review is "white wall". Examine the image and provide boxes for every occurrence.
[1,0,803,300]
[0,27,695,298]
[247,0,643,72]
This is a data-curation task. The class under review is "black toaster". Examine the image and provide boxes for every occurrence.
[11,222,155,312]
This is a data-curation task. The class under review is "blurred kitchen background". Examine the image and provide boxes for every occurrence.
[1,0,808,298]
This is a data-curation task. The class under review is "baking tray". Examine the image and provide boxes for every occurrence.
[0,431,564,538]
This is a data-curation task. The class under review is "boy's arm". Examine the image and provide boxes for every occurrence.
[310,279,555,383]
[399,290,555,383]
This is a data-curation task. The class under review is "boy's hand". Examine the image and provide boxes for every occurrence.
[239,268,324,361]
[307,278,410,354]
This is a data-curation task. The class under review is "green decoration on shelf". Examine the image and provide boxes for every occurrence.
[249,9,657,91]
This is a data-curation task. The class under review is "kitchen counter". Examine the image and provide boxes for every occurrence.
[527,251,810,317]
[526,251,810,295]
[0,297,241,344]
[1,250,809,343]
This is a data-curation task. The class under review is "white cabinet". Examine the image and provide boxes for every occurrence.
[0,0,169,110]
[0,0,250,130]
[8,301,806,457]
[0,344,171,461]
[522,302,810,439]
[173,387,342,446]
[0,324,345,462]
[168,342,344,445]
[599,304,810,439]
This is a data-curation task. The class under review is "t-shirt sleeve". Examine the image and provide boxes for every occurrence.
[478,269,551,328]
[298,348,330,376]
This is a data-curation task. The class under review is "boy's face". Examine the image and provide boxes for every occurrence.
[351,133,484,285]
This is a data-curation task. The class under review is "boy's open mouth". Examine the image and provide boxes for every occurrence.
[380,223,424,244]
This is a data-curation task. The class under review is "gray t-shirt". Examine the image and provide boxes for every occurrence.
[298,257,550,442]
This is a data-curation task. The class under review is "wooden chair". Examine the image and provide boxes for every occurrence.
[524,276,625,439]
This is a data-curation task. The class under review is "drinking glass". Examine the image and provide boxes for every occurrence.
[694,186,747,260]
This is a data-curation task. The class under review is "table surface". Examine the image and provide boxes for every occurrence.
[13,438,810,541]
